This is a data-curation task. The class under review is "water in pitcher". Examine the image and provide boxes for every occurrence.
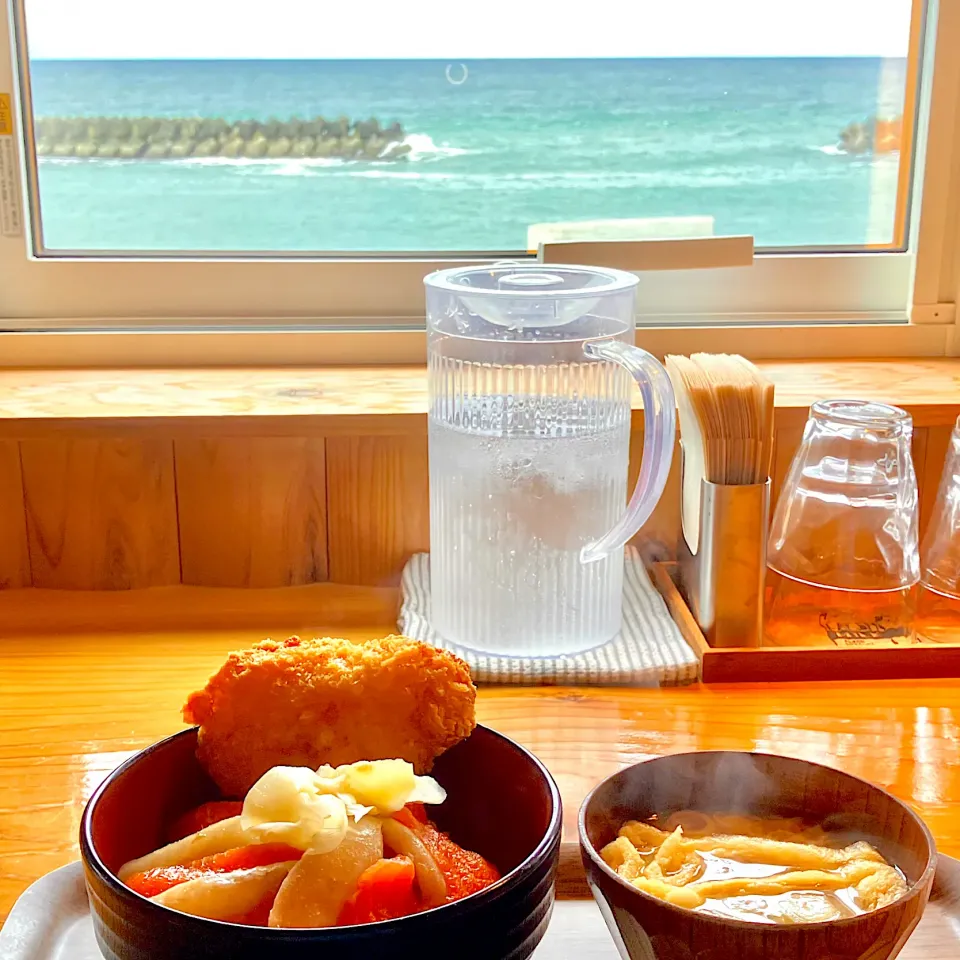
[425,262,677,657]
[429,411,630,656]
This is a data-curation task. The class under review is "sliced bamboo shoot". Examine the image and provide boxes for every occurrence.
[380,817,447,908]
[268,818,383,928]
[118,817,247,881]
[150,861,296,920]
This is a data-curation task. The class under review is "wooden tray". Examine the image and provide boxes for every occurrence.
[651,562,960,684]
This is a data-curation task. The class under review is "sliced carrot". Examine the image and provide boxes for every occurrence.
[390,813,499,902]
[391,806,421,831]
[387,809,500,902]
[417,822,500,900]
[189,843,304,874]
[166,801,244,843]
[125,864,201,898]
[337,856,420,925]
[405,802,428,823]
[125,843,303,898]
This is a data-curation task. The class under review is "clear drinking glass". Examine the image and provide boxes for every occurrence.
[765,400,919,647]
[917,416,960,643]
[425,263,676,657]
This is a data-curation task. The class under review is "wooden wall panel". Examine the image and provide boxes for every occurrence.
[770,423,806,519]
[326,435,429,586]
[19,439,179,589]
[0,417,953,593]
[628,425,682,561]
[0,442,29,588]
[912,426,930,544]
[917,424,953,545]
[175,438,328,587]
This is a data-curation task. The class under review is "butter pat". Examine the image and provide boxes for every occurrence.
[240,759,446,852]
[334,759,446,815]
[242,767,349,851]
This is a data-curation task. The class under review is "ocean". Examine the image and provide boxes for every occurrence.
[28,57,907,253]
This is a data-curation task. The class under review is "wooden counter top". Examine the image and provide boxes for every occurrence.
[1,358,959,437]
[2,585,959,923]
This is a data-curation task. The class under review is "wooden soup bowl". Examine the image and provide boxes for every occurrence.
[579,751,936,960]
[81,725,561,960]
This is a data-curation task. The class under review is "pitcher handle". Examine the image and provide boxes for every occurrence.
[580,339,676,564]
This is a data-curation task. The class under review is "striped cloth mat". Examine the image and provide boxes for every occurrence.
[398,548,698,686]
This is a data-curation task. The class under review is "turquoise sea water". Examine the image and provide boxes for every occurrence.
[29,58,907,252]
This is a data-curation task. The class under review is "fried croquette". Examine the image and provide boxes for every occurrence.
[183,635,477,796]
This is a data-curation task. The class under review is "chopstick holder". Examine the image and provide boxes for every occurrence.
[678,475,770,648]
[665,353,774,650]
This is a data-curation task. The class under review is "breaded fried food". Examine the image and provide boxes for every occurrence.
[183,635,476,796]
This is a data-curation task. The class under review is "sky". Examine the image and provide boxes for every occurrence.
[25,0,913,60]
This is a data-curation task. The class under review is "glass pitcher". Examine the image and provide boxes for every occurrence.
[424,263,676,656]
[765,400,919,647]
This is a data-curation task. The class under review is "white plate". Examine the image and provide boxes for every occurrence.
[2,859,958,959]
[0,863,100,960]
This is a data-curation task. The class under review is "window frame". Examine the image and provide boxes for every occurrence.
[1,0,958,367]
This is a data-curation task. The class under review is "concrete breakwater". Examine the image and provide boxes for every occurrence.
[34,115,411,161]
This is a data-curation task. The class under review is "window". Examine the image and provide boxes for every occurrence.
[0,0,957,360]
[17,0,918,254]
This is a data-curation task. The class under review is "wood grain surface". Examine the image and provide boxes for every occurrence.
[0,421,939,591]
[18,439,180,589]
[0,441,29,589]
[628,428,682,559]
[326,434,430,586]
[770,422,806,519]
[0,584,399,635]
[655,562,960,684]
[0,360,958,438]
[175,438,328,587]
[0,366,429,439]
[1,586,959,924]
[917,424,954,544]
[0,361,956,590]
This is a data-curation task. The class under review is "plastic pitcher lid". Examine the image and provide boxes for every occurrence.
[424,263,637,328]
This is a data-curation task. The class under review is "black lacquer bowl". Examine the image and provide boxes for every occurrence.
[81,725,561,960]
